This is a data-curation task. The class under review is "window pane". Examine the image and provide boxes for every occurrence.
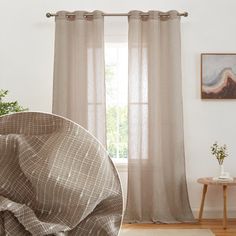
[105,43,128,159]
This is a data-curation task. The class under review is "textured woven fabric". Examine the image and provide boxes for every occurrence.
[0,112,123,235]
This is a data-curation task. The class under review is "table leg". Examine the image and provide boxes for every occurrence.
[199,184,208,221]
[223,185,227,229]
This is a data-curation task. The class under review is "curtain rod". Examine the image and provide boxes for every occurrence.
[46,12,188,18]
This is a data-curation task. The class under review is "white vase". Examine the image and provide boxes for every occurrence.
[219,164,224,177]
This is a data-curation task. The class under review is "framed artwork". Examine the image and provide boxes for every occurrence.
[201,53,236,99]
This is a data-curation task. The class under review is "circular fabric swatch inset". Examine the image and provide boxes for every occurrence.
[0,112,123,236]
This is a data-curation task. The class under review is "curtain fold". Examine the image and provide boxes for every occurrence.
[52,11,106,146]
[124,10,194,223]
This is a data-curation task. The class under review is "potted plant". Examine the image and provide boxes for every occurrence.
[211,142,228,178]
[0,89,27,116]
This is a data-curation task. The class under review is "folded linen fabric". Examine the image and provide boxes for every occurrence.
[0,112,123,236]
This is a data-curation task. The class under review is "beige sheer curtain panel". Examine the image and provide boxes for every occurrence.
[124,10,194,223]
[53,11,106,146]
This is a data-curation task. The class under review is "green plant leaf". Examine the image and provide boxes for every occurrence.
[0,89,28,116]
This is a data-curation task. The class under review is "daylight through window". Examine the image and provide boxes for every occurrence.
[105,43,128,159]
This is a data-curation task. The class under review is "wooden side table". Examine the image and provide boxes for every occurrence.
[197,177,236,229]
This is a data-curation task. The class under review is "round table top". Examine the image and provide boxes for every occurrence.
[197,177,236,186]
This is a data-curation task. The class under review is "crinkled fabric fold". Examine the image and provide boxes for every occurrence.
[0,112,123,235]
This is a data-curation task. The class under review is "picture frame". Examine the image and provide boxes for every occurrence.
[201,53,236,99]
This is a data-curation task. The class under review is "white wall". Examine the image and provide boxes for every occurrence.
[1,0,236,218]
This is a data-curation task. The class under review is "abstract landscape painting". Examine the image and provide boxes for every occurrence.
[201,54,236,99]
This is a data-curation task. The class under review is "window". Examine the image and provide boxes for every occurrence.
[105,43,128,159]
[104,18,128,161]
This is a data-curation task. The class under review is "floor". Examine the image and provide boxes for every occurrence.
[122,219,236,236]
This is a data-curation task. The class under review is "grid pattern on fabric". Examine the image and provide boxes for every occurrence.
[0,112,123,236]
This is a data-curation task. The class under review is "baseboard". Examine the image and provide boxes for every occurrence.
[192,207,236,219]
